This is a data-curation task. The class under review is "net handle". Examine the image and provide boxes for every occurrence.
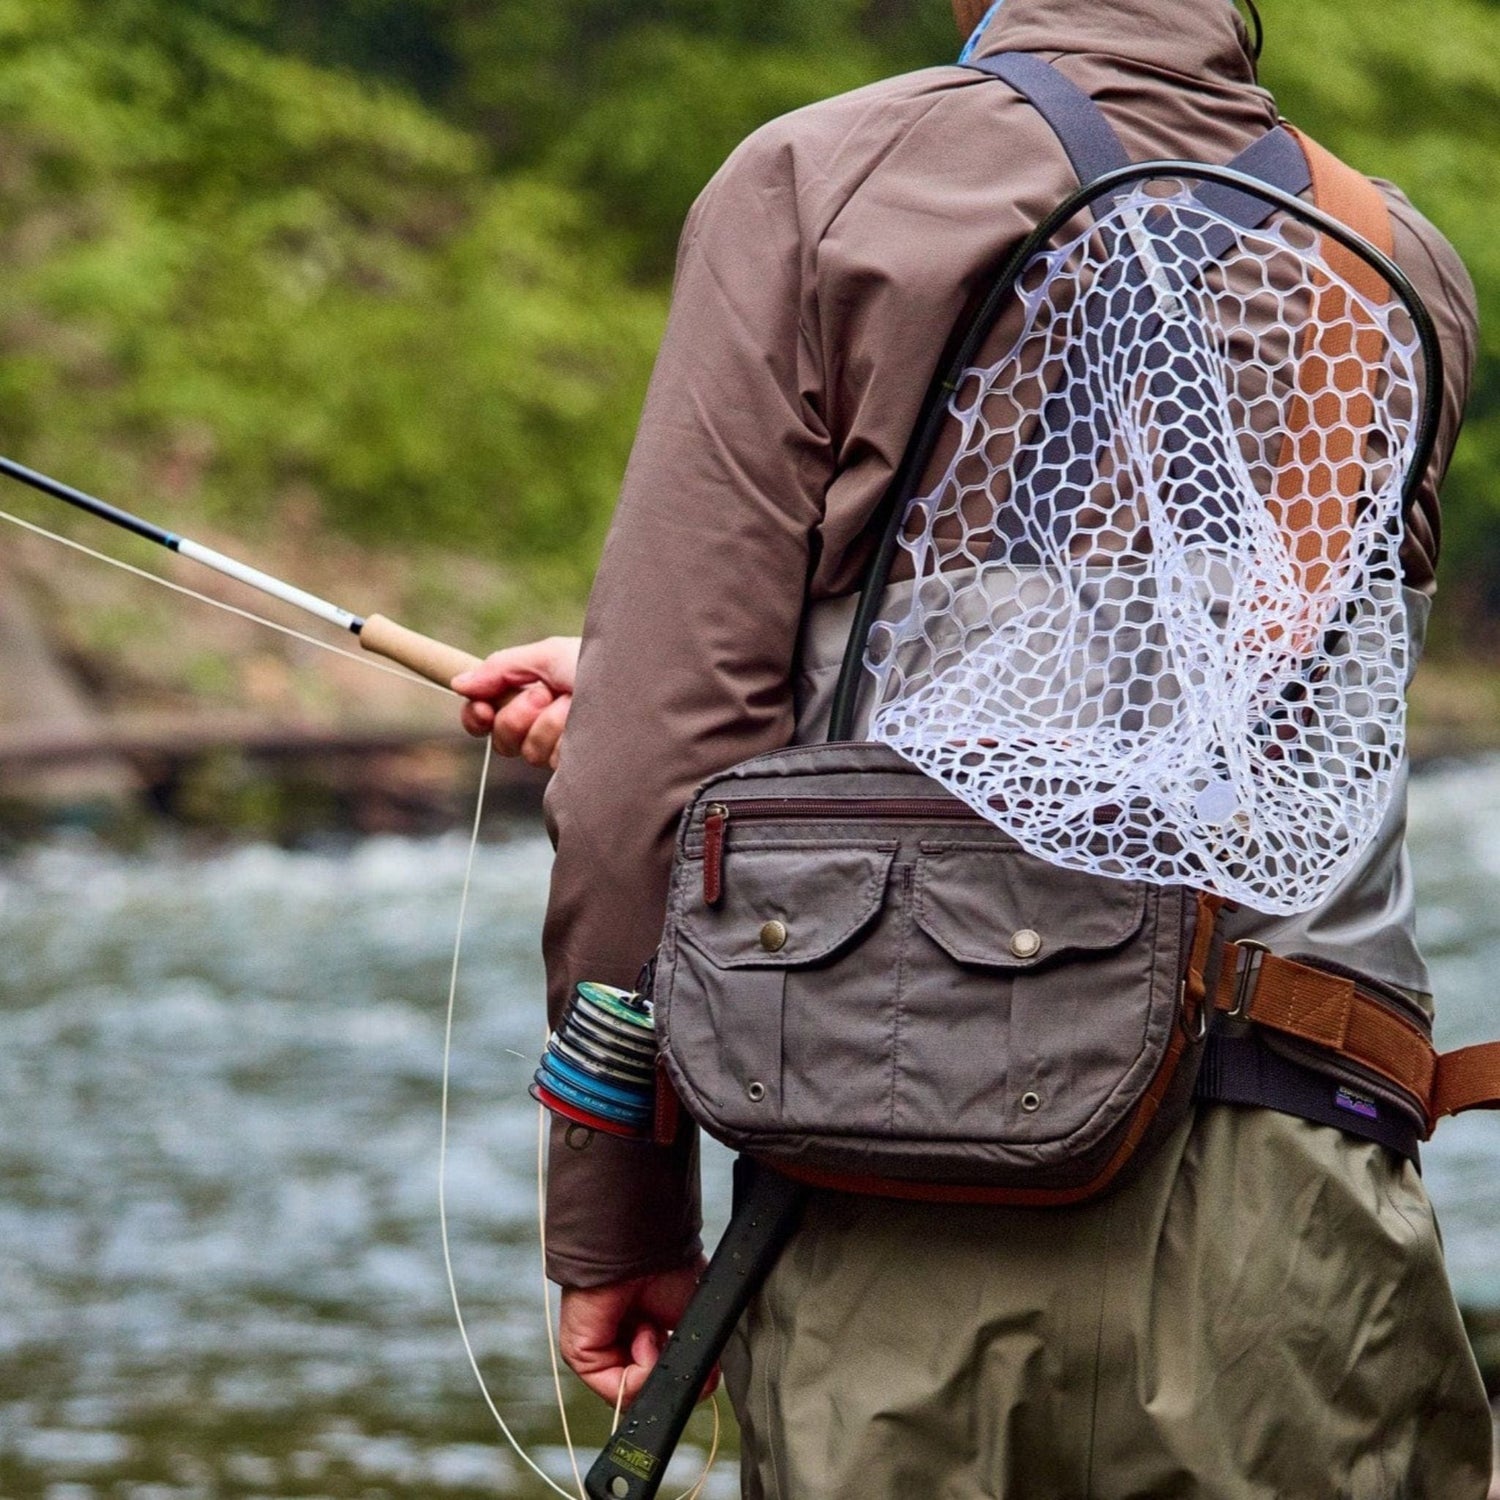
[826,157,1445,743]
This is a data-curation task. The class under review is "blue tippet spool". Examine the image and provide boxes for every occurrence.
[545,1050,652,1111]
[537,1066,652,1130]
[532,981,657,1140]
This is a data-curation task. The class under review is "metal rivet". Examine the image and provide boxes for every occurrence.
[747,1081,766,1103]
[609,1479,630,1499]
[759,919,788,953]
[1020,1090,1042,1113]
[1009,928,1042,959]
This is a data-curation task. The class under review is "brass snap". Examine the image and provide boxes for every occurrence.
[1020,1090,1042,1113]
[759,919,788,953]
[747,1081,767,1102]
[1009,928,1042,959]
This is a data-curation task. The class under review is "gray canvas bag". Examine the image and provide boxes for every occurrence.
[653,740,1223,1200]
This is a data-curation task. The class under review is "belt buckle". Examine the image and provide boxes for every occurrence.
[1228,940,1272,1021]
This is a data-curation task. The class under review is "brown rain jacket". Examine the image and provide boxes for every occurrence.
[539,0,1479,1287]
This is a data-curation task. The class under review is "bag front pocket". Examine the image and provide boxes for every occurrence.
[663,841,899,1136]
[655,748,1193,1185]
[907,843,1169,1152]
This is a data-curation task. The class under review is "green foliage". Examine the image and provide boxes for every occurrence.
[0,0,661,596]
[0,0,1495,638]
[428,1,952,271]
[545,28,876,275]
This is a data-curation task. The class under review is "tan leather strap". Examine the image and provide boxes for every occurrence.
[1267,127,1395,647]
[1213,942,1500,1135]
[1220,139,1500,1137]
[1183,890,1227,1018]
[1286,126,1396,301]
[1433,1044,1500,1125]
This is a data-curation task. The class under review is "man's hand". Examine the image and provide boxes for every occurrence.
[451,635,580,769]
[559,1258,715,1406]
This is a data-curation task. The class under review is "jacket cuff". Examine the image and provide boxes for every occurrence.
[543,1114,703,1288]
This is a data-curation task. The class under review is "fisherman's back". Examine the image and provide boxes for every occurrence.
[532,1,1489,1493]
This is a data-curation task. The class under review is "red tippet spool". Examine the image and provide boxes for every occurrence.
[531,1082,646,1141]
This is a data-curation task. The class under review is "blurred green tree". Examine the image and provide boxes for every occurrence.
[0,0,1494,638]
[0,0,661,598]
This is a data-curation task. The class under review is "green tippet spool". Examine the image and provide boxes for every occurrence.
[531,982,657,1139]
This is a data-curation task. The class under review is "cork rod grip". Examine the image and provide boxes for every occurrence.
[358,613,482,689]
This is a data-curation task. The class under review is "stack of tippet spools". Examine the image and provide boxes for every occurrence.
[531,981,657,1139]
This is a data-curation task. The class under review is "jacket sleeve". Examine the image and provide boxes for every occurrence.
[539,128,833,1287]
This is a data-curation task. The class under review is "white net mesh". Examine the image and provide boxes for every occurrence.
[865,183,1423,915]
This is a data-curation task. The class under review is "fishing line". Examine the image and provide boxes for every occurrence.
[0,506,452,696]
[445,747,721,1500]
[538,1102,588,1499]
[438,741,586,1500]
[0,454,483,688]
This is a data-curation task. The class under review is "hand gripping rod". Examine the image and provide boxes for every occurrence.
[0,455,481,688]
[585,1163,808,1500]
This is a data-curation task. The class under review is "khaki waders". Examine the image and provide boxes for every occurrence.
[724,1106,1491,1500]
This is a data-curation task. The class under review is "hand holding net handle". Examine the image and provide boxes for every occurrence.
[585,1165,808,1500]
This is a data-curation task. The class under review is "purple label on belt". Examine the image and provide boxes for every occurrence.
[1334,1086,1380,1120]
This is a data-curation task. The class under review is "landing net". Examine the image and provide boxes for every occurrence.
[865,183,1423,915]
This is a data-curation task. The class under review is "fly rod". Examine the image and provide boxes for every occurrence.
[0,454,481,688]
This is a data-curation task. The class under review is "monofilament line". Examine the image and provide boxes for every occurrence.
[0,452,362,629]
[438,742,582,1499]
[0,506,451,696]
[539,1105,588,1500]
[4,497,722,1492]
[6,496,613,1491]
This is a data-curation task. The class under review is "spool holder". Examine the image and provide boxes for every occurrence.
[532,982,657,1141]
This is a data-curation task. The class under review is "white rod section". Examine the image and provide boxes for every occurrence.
[176,539,362,632]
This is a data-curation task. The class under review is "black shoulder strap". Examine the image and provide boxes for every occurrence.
[963,52,1313,222]
[964,53,1130,200]
[959,53,1318,567]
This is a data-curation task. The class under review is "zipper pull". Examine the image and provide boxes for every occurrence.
[703,802,729,906]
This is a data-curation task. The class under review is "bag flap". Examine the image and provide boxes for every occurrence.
[678,844,897,968]
[914,844,1147,969]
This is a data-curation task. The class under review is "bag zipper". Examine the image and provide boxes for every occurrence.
[700,795,979,905]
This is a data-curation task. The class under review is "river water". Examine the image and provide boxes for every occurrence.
[1,759,1497,1497]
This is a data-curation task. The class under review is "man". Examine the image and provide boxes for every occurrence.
[457,1,1490,1493]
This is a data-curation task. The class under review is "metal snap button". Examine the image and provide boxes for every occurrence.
[759,919,788,952]
[747,1081,766,1102]
[1020,1090,1042,1113]
[1009,928,1042,959]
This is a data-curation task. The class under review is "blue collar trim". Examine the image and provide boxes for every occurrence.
[957,1,1006,63]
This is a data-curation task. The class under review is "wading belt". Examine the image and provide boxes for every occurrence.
[1195,945,1500,1160]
